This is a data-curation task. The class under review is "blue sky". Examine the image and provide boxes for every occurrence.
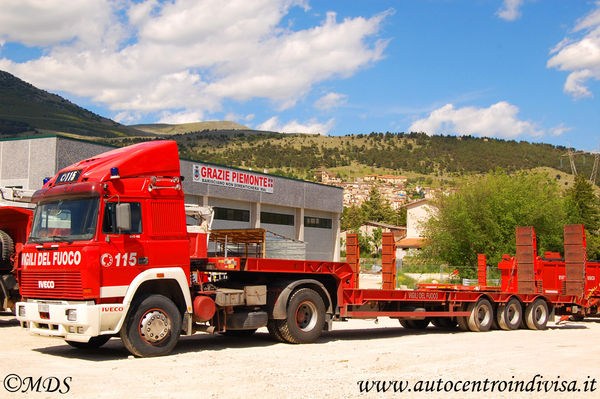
[0,0,599,151]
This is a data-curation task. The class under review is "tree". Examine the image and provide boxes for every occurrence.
[564,173,600,258]
[370,228,383,255]
[419,170,566,272]
[341,205,363,232]
[361,186,396,224]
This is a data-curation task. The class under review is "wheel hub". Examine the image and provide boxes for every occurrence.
[296,301,318,331]
[140,309,171,344]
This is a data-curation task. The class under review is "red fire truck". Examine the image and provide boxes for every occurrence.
[0,188,34,311]
[15,140,600,357]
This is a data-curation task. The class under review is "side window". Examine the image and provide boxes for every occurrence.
[102,202,143,234]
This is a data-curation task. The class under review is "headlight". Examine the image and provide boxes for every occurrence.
[18,305,25,317]
[66,309,77,321]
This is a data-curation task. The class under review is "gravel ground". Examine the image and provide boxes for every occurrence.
[2,309,599,399]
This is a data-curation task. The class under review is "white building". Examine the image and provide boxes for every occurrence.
[396,199,435,259]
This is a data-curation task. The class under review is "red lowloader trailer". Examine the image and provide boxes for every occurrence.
[14,140,599,357]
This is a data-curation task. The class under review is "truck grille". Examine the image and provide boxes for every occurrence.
[20,270,84,300]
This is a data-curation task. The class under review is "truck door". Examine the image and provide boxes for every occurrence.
[98,201,148,292]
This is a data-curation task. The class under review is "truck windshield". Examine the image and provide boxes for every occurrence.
[29,198,99,243]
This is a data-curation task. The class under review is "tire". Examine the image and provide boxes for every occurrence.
[497,298,522,330]
[0,230,14,269]
[457,316,469,331]
[399,319,430,329]
[120,294,182,357]
[267,319,286,342]
[467,299,494,332]
[66,335,111,349]
[525,298,549,330]
[276,288,325,344]
[431,317,457,329]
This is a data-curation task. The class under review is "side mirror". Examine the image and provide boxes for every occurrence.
[116,203,131,231]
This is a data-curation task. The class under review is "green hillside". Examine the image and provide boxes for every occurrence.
[103,130,598,186]
[133,121,249,135]
[0,70,150,138]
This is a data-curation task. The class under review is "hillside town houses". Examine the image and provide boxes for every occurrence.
[314,170,433,209]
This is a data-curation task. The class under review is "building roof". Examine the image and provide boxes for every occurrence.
[401,198,429,209]
[395,237,426,248]
[363,221,406,230]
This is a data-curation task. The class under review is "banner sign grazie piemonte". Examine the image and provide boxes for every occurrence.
[193,164,274,193]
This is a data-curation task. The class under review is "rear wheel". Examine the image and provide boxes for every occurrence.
[497,297,522,330]
[267,319,286,342]
[275,288,325,344]
[120,294,182,357]
[525,298,549,330]
[467,299,494,332]
[66,335,111,349]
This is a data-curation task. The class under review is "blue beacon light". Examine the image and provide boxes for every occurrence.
[110,167,120,179]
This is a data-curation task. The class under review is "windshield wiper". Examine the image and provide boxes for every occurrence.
[50,236,72,242]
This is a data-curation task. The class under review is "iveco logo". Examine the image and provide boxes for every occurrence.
[38,281,55,289]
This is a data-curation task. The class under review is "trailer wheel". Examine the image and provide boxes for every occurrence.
[399,319,430,329]
[65,335,111,349]
[276,288,325,344]
[456,316,469,331]
[0,230,14,268]
[431,318,457,329]
[524,298,548,330]
[120,294,182,357]
[497,298,522,330]
[466,299,493,332]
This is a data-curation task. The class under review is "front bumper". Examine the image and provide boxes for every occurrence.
[16,299,124,342]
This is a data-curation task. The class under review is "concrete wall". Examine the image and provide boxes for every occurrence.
[0,136,57,190]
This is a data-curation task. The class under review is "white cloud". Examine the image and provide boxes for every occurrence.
[0,0,390,123]
[549,123,574,137]
[547,3,600,98]
[225,112,255,123]
[409,102,542,138]
[158,110,204,124]
[257,116,334,135]
[314,92,348,110]
[0,0,125,49]
[496,0,524,21]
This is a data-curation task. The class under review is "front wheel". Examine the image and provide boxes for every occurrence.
[275,288,325,344]
[120,294,182,357]
[66,335,111,349]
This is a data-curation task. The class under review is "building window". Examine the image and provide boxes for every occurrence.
[214,207,250,222]
[261,211,294,226]
[304,216,332,229]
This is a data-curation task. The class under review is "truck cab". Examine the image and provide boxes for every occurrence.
[16,140,195,356]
